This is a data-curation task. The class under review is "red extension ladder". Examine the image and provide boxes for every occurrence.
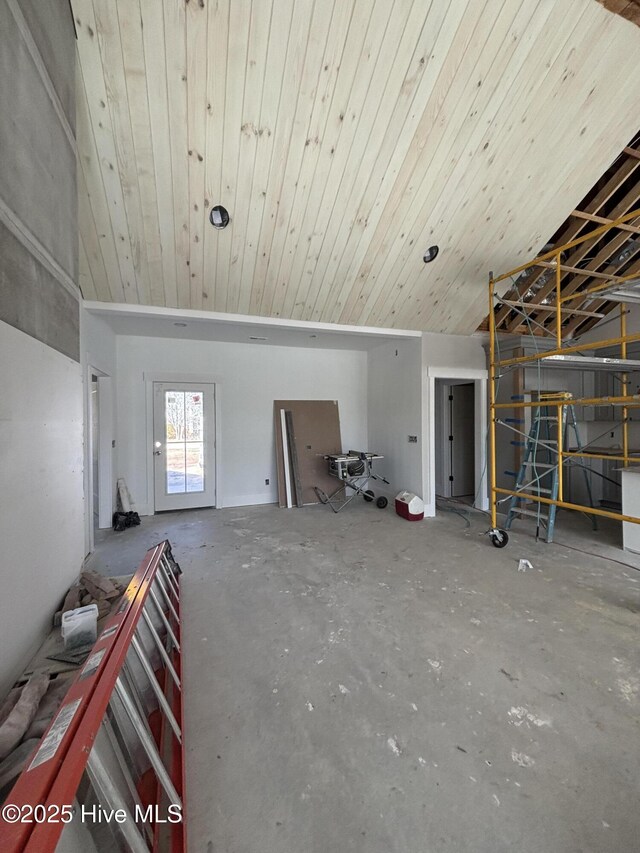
[0,541,186,852]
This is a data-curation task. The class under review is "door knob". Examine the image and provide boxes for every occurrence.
[154,449,162,456]
[154,441,162,456]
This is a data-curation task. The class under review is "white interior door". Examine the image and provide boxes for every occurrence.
[153,382,216,511]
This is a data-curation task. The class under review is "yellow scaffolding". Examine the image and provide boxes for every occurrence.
[488,208,640,547]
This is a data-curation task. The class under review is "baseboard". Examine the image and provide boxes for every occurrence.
[221,494,277,508]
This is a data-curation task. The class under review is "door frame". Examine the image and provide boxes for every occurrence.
[144,372,222,513]
[424,367,489,517]
[435,380,476,499]
[85,365,114,553]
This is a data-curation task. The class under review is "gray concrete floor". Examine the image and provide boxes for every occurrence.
[89,504,640,853]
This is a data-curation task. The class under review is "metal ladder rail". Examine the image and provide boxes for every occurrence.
[539,404,597,542]
[505,403,562,540]
[127,559,184,852]
[505,404,556,531]
[564,403,598,531]
[544,407,564,543]
[112,558,185,851]
[505,403,597,542]
[156,553,184,853]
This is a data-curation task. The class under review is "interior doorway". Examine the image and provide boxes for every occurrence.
[86,366,113,556]
[435,380,476,500]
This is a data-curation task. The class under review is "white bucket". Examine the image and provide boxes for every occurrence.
[61,604,98,650]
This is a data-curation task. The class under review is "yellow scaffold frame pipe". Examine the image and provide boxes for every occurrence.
[489,269,498,530]
[489,207,640,538]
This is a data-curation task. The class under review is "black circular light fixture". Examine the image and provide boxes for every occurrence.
[423,245,439,263]
[209,205,230,229]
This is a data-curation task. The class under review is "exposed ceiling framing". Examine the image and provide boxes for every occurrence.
[482,132,640,340]
[596,0,640,26]
[73,0,640,333]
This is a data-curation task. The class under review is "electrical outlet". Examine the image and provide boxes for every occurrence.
[265,478,270,485]
[408,435,418,443]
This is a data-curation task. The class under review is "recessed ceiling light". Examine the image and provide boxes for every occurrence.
[209,205,230,229]
[174,322,187,327]
[423,245,439,263]
[249,336,268,341]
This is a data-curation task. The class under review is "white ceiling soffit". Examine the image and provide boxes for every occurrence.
[86,303,420,350]
[73,0,640,334]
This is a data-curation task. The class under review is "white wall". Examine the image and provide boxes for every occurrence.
[580,302,640,340]
[0,321,84,697]
[423,332,487,370]
[82,310,117,377]
[367,339,423,499]
[367,333,488,514]
[115,336,368,511]
[422,333,488,516]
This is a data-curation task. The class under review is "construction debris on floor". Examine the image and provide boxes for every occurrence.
[0,673,74,799]
[0,571,129,803]
[54,569,126,624]
[112,476,141,531]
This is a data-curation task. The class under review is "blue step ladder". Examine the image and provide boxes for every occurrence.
[504,394,596,543]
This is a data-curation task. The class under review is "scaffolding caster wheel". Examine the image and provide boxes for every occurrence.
[363,490,375,502]
[376,496,388,509]
[489,528,509,549]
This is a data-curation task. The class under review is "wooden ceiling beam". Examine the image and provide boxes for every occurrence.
[498,299,604,318]
[596,1,640,27]
[535,260,631,281]
[543,215,640,333]
[571,208,640,234]
[561,254,640,337]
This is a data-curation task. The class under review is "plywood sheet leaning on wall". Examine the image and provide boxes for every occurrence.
[274,401,342,506]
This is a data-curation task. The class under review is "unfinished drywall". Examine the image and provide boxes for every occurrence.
[367,339,423,500]
[115,336,368,512]
[274,401,343,506]
[0,0,78,359]
[0,0,80,697]
[0,321,83,697]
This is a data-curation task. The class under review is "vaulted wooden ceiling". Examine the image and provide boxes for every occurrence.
[74,0,640,333]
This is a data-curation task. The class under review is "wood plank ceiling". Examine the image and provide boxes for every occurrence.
[73,0,640,334]
[481,132,640,340]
